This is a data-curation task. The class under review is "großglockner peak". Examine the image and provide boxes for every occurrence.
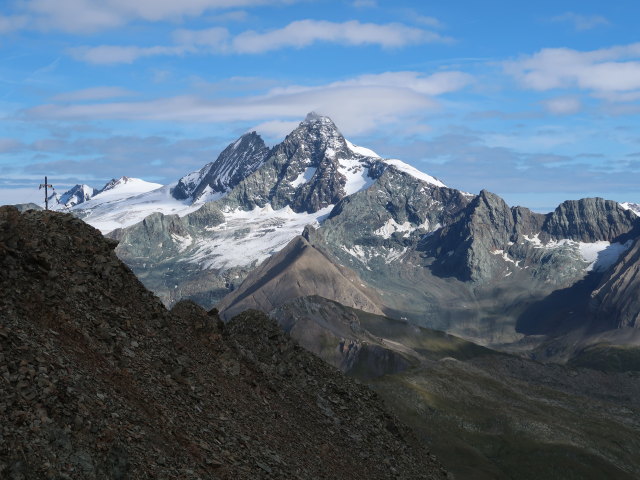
[109,112,456,307]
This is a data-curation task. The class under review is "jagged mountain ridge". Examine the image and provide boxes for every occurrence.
[171,131,269,203]
[219,180,639,347]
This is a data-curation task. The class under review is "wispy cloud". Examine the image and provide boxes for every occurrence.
[0,138,25,153]
[551,12,610,31]
[504,43,640,96]
[0,15,29,33]
[231,19,452,53]
[17,0,297,34]
[541,96,582,115]
[68,45,194,64]
[69,20,453,64]
[51,86,136,102]
[22,71,472,136]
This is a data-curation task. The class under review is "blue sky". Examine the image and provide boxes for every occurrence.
[1,0,639,211]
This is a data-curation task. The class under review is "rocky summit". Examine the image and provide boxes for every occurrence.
[0,206,447,479]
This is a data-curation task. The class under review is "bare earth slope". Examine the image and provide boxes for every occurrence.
[217,231,384,321]
[0,206,446,479]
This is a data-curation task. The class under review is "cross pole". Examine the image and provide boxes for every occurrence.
[39,176,54,210]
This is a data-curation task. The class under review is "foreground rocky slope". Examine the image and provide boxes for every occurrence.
[0,206,446,479]
[269,296,640,480]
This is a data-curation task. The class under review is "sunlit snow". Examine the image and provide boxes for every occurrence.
[382,159,447,188]
[187,204,334,270]
[73,182,201,234]
[291,167,317,188]
[345,139,380,158]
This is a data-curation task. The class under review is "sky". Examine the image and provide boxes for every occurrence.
[1,0,639,211]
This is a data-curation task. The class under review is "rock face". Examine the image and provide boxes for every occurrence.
[590,236,640,329]
[543,198,637,243]
[0,206,446,479]
[172,132,269,202]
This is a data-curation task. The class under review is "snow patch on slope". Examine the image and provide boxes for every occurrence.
[345,139,380,158]
[74,183,200,234]
[291,167,317,188]
[338,159,374,195]
[522,235,632,272]
[188,204,333,271]
[383,159,447,188]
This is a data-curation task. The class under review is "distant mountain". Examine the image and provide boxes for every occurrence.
[172,131,269,203]
[221,184,637,347]
[58,184,95,208]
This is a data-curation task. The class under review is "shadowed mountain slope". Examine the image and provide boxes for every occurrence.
[268,295,640,480]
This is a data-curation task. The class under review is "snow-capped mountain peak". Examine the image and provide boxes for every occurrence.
[93,177,162,198]
[59,184,96,208]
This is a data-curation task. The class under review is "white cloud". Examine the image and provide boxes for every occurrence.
[52,86,136,102]
[505,43,640,94]
[22,71,471,135]
[325,71,473,96]
[250,120,300,139]
[541,96,582,115]
[414,15,442,29]
[172,27,229,49]
[551,12,610,31]
[68,20,453,64]
[68,45,194,64]
[231,20,452,53]
[21,0,295,33]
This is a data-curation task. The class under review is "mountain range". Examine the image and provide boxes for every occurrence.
[20,113,640,362]
[10,113,640,478]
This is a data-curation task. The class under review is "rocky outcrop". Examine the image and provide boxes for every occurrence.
[0,206,447,479]
[543,198,637,243]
